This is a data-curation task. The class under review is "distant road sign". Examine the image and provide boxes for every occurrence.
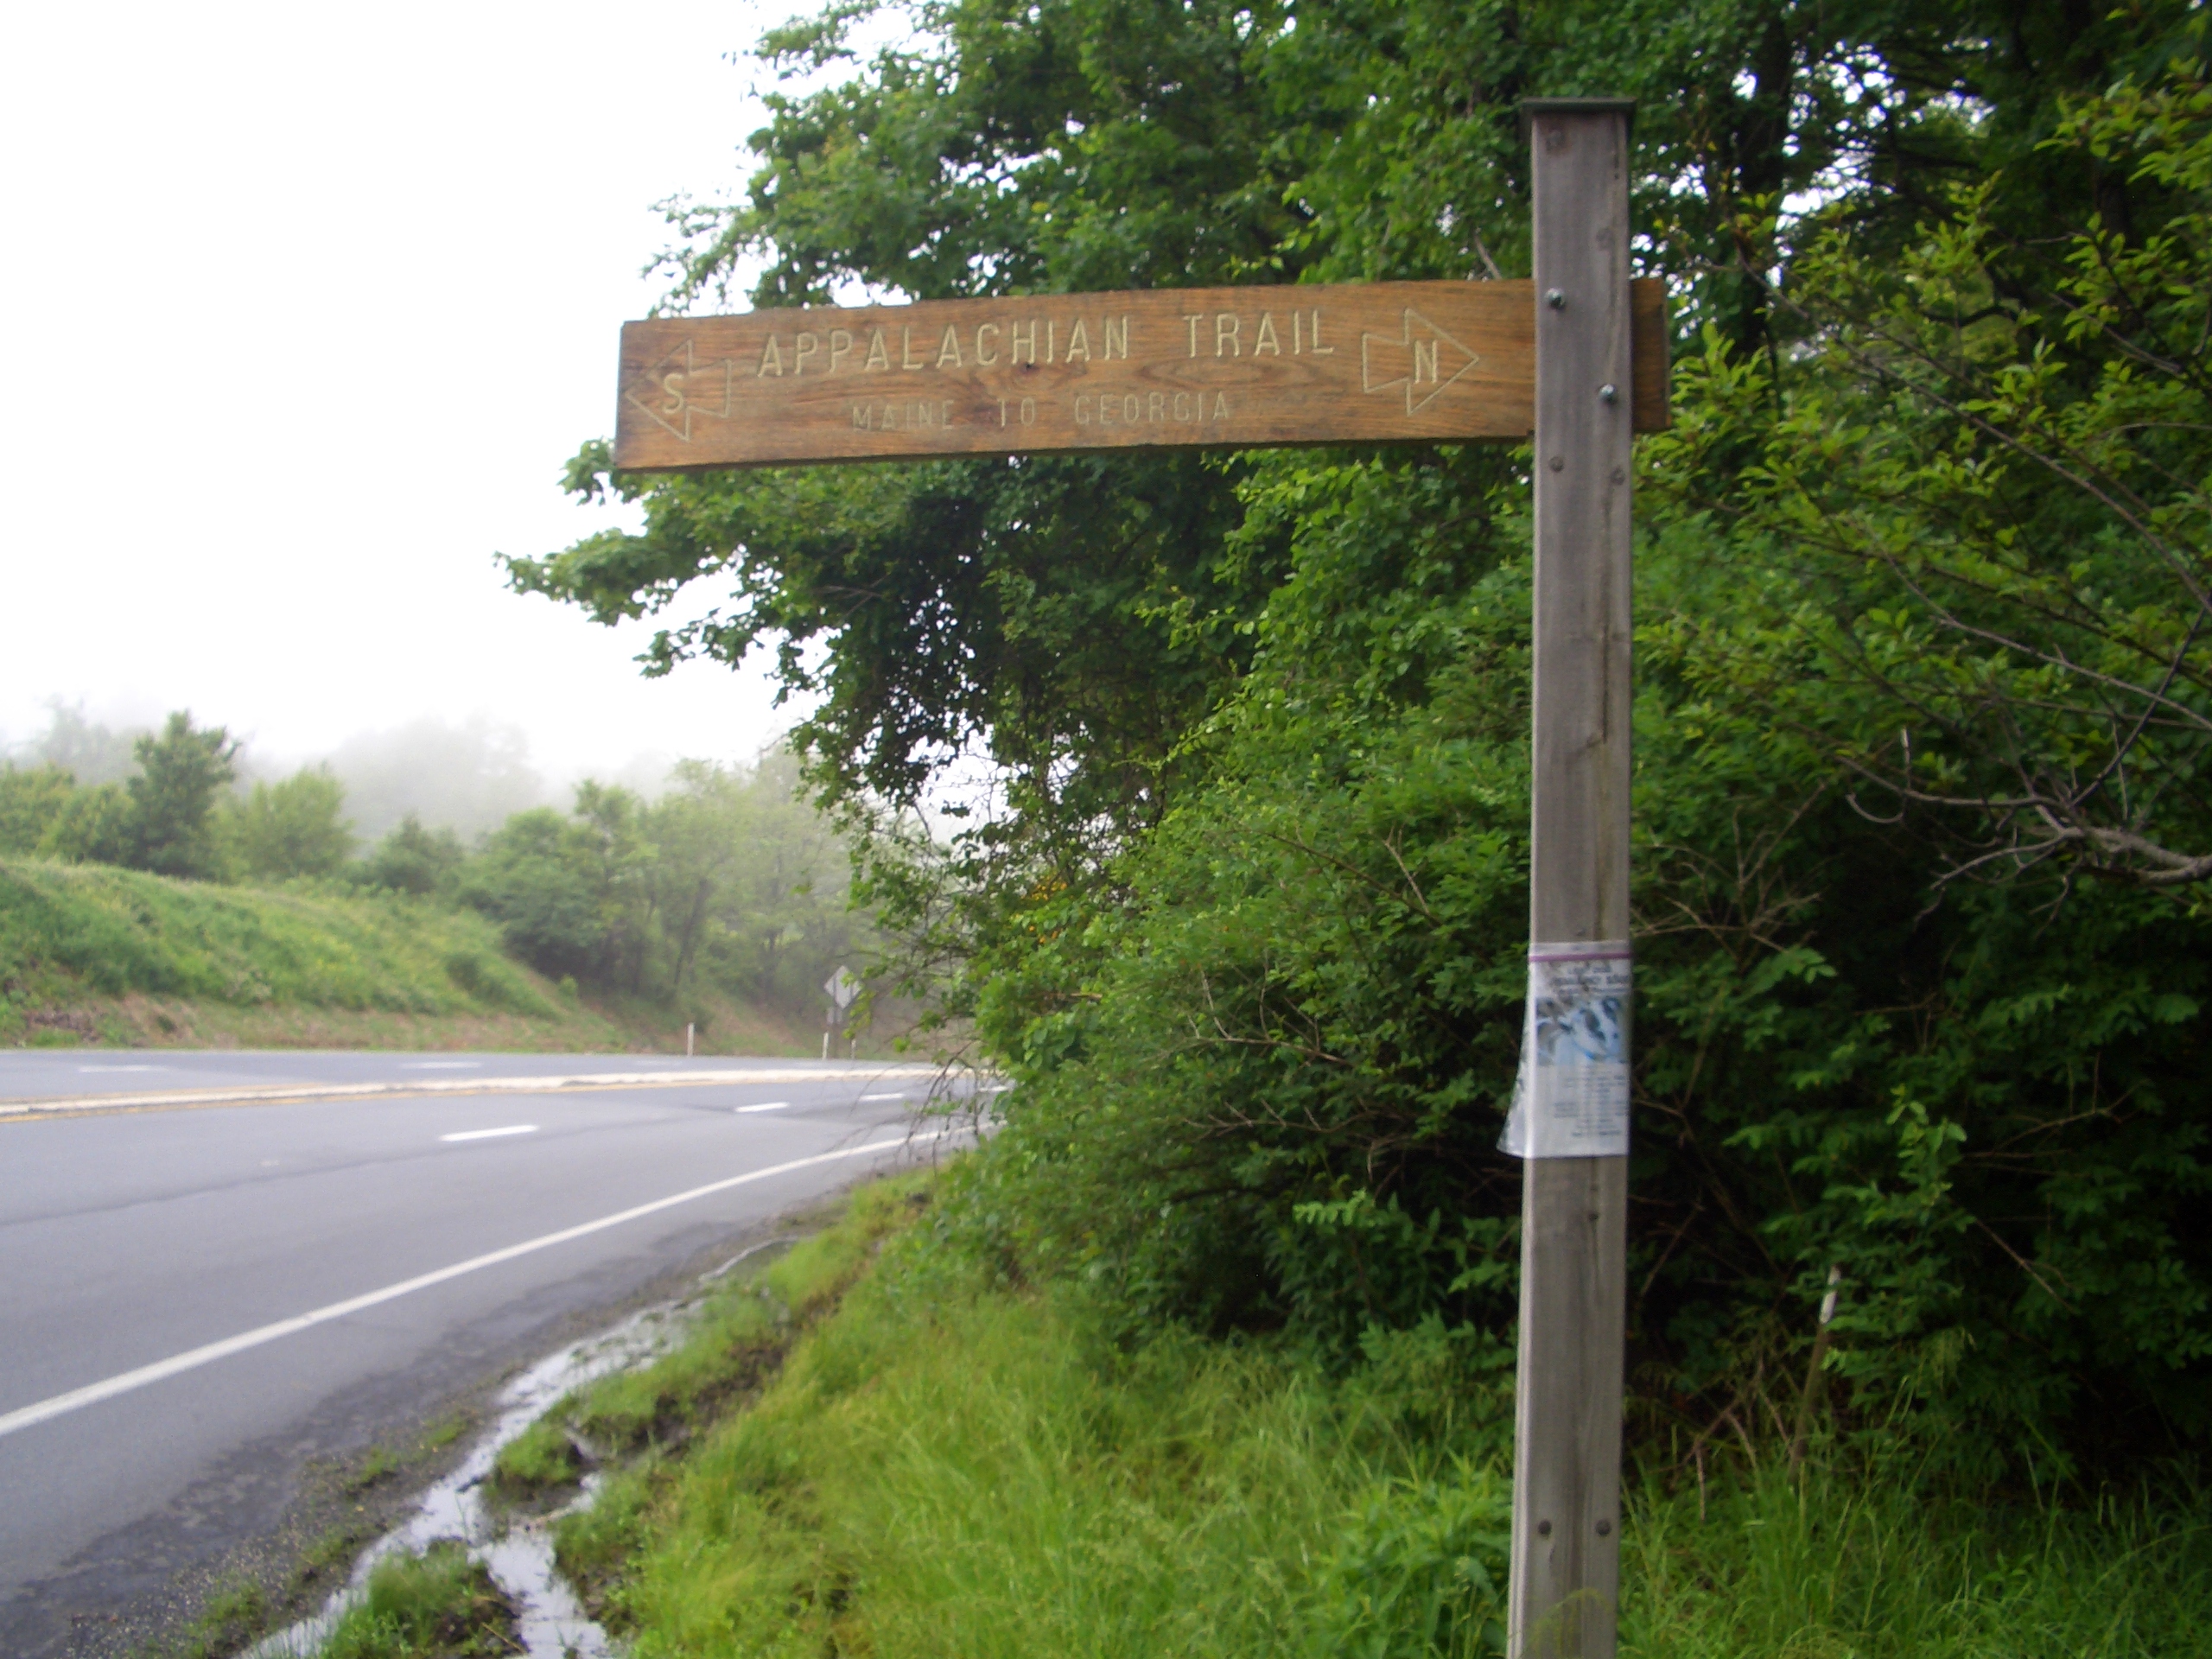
[823,968,860,1010]
[613,279,1667,471]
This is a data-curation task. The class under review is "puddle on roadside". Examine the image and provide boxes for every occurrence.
[251,1237,796,1658]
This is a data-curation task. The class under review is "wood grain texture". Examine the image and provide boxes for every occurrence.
[612,279,1669,471]
[1510,103,1635,1659]
[1515,1157,1630,1658]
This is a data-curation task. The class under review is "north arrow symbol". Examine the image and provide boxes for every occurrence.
[626,340,736,442]
[1359,308,1480,415]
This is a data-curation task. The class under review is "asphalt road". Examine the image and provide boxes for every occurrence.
[0,1051,965,1655]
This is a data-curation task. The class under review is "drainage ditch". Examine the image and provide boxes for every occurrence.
[250,1236,798,1658]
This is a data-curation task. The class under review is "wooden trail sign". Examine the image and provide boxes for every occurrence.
[613,278,1667,470]
[608,98,1649,1659]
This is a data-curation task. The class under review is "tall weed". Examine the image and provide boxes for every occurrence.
[568,1174,2211,1659]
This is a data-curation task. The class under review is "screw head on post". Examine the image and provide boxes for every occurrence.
[1545,288,1567,309]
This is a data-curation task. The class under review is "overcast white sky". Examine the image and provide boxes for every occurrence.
[2,1,810,784]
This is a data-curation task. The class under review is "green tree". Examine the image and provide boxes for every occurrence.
[514,0,2194,1033]
[652,752,864,1009]
[356,813,467,896]
[462,785,657,988]
[222,767,355,881]
[448,754,869,1012]
[0,765,77,855]
[461,806,606,982]
[1645,77,2212,892]
[124,712,238,880]
[504,0,2212,1472]
[39,783,136,866]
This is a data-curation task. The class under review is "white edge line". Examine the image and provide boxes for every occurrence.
[734,1101,793,1114]
[0,1128,954,1441]
[439,1125,539,1143]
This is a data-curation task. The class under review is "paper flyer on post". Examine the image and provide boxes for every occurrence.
[1499,941,1631,1159]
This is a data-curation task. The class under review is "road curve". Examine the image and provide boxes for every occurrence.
[0,1050,968,1655]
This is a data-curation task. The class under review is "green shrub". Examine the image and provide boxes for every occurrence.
[1302,1469,1511,1659]
[317,1542,514,1658]
[0,765,75,855]
[490,1417,580,1495]
[222,768,353,880]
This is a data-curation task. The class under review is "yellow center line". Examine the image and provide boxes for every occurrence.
[0,1065,948,1125]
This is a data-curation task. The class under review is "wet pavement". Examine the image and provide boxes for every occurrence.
[247,1290,710,1659]
[0,1052,973,1656]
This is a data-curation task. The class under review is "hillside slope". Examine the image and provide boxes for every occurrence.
[1,859,677,1052]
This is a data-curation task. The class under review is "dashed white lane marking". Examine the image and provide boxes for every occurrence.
[861,1092,907,1101]
[441,1125,538,1143]
[734,1101,793,1114]
[78,1065,163,1073]
[402,1061,482,1071]
[0,1130,951,1441]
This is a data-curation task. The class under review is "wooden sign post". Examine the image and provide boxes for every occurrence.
[1509,98,1637,1659]
[609,98,1646,1658]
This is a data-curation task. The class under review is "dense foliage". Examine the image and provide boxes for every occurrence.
[455,753,869,1013]
[1,717,869,1024]
[2,711,245,876]
[226,769,354,880]
[3,710,309,880]
[516,1,2211,1480]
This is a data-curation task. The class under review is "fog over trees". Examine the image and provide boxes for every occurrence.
[319,715,554,842]
[7,704,568,841]
[1,701,862,1018]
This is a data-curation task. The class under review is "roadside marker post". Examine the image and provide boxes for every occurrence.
[609,99,1648,1657]
[824,967,861,1061]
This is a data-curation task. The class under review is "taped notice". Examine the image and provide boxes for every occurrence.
[1499,941,1631,1159]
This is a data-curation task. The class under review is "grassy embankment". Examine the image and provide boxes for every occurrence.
[0,857,817,1055]
[328,1166,2210,1659]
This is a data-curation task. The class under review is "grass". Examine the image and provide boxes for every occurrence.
[293,1523,374,1593]
[1622,1466,2211,1656]
[0,857,567,1033]
[488,1416,582,1496]
[164,1577,270,1659]
[493,1187,923,1511]
[522,1160,2211,1659]
[343,1445,404,1495]
[0,856,826,1054]
[311,1544,518,1658]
